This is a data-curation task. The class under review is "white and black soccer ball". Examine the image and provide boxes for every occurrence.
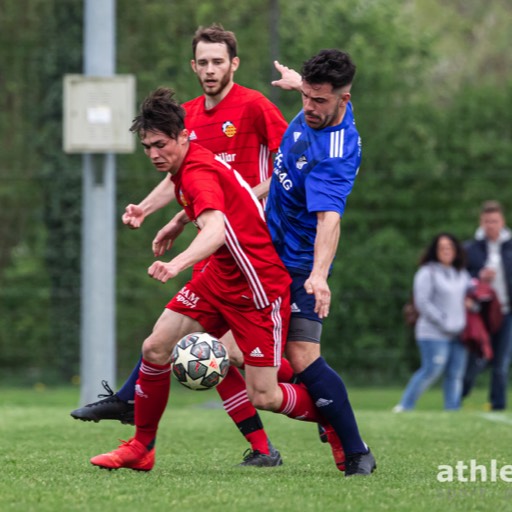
[171,332,229,390]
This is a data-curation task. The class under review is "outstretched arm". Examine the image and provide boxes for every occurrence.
[271,60,303,91]
[122,175,176,229]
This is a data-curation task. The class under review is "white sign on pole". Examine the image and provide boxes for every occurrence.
[63,75,136,153]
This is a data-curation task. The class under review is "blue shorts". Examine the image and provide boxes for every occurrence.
[288,271,323,343]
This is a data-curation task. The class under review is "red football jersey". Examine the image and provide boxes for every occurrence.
[183,83,288,188]
[171,143,291,309]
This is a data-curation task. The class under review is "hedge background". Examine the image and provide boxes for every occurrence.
[0,0,510,385]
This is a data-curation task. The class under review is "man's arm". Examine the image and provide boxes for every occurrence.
[251,177,271,201]
[271,61,303,91]
[148,209,225,283]
[150,176,269,258]
[122,175,176,229]
[304,211,341,319]
[151,209,190,257]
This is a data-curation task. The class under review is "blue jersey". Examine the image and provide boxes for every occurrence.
[266,101,361,273]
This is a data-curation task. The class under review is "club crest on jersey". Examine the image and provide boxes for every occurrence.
[179,189,189,206]
[296,155,308,170]
[222,121,237,138]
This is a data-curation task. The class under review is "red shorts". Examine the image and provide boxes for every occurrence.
[166,273,290,367]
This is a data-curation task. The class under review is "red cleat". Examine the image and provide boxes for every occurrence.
[90,438,155,471]
[323,426,346,472]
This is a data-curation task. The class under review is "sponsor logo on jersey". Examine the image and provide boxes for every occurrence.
[273,167,293,191]
[222,121,237,138]
[293,131,302,142]
[249,347,264,358]
[189,130,197,140]
[296,155,308,170]
[272,149,293,190]
[217,151,237,163]
[176,286,200,309]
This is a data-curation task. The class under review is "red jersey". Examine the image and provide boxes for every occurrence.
[183,83,288,188]
[171,143,291,310]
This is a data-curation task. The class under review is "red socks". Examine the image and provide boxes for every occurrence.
[134,358,171,448]
[216,366,270,454]
[277,383,323,423]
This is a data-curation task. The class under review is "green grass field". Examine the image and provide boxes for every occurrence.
[1,385,511,512]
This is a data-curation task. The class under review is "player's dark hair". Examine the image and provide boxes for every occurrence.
[130,87,185,140]
[419,232,466,270]
[192,23,238,60]
[301,49,356,90]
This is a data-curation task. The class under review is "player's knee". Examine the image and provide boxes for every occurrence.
[223,340,244,367]
[219,333,245,367]
[142,336,170,365]
[286,344,320,373]
[228,351,244,368]
[249,392,274,411]
[247,389,280,411]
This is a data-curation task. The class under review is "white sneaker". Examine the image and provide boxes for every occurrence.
[392,405,405,413]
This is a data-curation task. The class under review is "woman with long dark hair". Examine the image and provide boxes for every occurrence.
[394,233,472,411]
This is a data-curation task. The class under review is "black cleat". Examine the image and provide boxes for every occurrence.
[70,380,134,425]
[344,448,376,477]
[238,440,283,467]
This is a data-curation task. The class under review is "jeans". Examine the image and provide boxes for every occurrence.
[399,338,468,410]
[463,313,512,410]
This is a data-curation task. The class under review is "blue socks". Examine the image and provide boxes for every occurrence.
[116,355,142,403]
[298,356,367,454]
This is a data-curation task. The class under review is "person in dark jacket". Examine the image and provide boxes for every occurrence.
[463,200,512,410]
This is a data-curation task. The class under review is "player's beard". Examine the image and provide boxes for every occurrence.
[199,69,232,99]
[305,104,343,130]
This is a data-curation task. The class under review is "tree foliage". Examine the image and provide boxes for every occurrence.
[0,0,511,384]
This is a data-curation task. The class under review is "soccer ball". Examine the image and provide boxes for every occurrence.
[171,332,229,390]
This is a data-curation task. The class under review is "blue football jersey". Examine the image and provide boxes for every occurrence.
[266,101,361,273]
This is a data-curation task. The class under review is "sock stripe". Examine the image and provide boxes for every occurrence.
[224,396,250,413]
[140,361,171,376]
[280,383,297,415]
[223,390,250,413]
[224,389,247,404]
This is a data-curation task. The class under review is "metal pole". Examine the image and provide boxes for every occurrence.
[269,0,280,105]
[80,0,117,404]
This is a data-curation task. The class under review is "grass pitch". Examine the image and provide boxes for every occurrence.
[1,385,511,512]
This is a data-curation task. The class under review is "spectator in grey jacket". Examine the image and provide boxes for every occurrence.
[393,233,473,411]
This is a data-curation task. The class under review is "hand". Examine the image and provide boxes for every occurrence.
[148,260,180,283]
[304,274,331,319]
[479,267,496,283]
[152,216,186,257]
[465,297,477,311]
[122,204,145,229]
[271,60,302,91]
